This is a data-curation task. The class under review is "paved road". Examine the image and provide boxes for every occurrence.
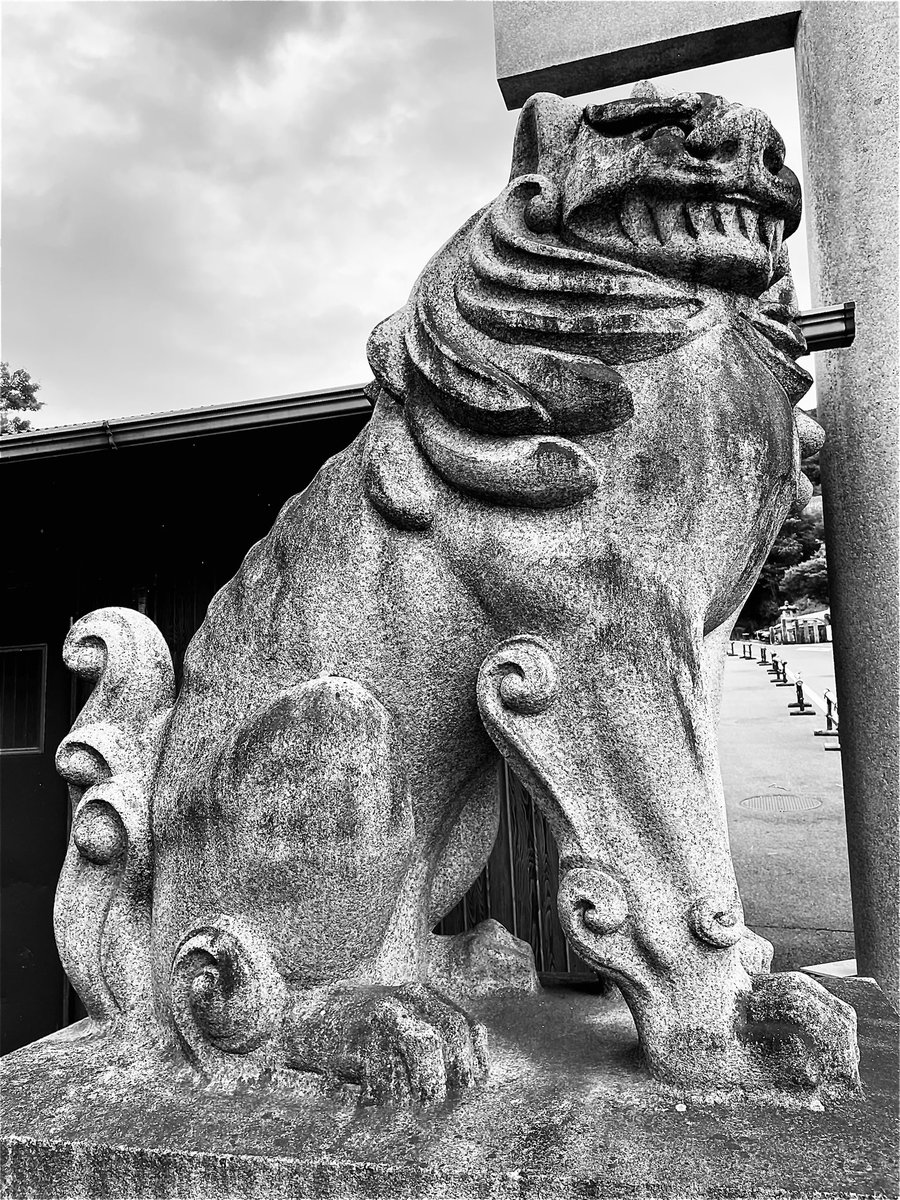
[717,645,853,972]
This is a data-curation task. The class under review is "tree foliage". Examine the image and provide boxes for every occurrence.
[781,545,829,607]
[1,363,43,434]
[738,505,826,630]
[736,404,828,632]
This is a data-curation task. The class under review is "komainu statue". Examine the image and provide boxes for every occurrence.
[55,85,859,1107]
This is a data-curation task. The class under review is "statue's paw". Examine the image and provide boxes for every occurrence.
[427,919,539,997]
[738,926,774,975]
[741,970,861,1098]
[343,984,489,1106]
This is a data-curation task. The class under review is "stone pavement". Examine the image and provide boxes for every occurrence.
[718,644,854,972]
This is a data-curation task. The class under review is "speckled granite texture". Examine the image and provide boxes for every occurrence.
[0,980,896,1200]
[795,1,899,1004]
[26,81,861,1132]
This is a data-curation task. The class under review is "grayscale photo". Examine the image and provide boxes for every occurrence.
[1,2,897,1198]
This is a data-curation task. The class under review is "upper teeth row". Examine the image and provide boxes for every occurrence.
[616,197,784,255]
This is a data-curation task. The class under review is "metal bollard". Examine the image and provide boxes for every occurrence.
[816,689,841,740]
[758,646,769,665]
[789,676,816,716]
[824,687,842,748]
[775,660,792,686]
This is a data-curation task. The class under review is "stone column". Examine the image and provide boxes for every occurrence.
[794,2,899,1004]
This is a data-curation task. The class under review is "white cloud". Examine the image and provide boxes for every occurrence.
[1,3,815,428]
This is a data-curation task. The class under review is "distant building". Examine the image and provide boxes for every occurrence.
[768,602,833,645]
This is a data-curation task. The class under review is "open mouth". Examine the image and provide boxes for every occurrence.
[565,192,786,295]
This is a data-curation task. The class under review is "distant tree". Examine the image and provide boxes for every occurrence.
[789,595,828,617]
[781,545,830,607]
[802,458,821,490]
[737,506,826,630]
[1,363,43,434]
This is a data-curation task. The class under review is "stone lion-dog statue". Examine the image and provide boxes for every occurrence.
[55,84,859,1107]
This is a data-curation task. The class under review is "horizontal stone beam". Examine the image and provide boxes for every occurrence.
[494,1,803,109]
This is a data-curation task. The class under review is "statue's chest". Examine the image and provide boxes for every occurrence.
[435,343,796,635]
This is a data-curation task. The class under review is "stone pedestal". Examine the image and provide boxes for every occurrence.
[2,979,897,1199]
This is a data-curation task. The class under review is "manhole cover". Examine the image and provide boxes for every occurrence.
[740,794,823,813]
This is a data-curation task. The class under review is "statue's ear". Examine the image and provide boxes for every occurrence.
[509,92,582,182]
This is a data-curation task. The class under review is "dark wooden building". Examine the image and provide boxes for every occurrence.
[1,387,581,1055]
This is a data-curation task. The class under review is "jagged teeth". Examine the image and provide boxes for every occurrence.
[650,199,680,244]
[714,202,740,236]
[737,206,760,241]
[759,215,785,255]
[618,196,656,244]
[684,200,716,236]
[771,218,784,258]
[610,197,781,254]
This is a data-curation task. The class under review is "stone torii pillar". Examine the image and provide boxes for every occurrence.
[493,0,899,1004]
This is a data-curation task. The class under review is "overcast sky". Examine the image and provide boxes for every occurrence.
[2,1,816,430]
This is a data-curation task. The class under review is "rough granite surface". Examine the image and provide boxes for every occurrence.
[0,980,896,1200]
[795,0,899,1004]
[21,81,861,1137]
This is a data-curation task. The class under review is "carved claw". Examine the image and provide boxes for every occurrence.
[741,971,861,1097]
[355,985,489,1105]
[287,983,488,1106]
[633,968,861,1102]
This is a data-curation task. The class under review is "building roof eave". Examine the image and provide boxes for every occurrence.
[0,385,373,463]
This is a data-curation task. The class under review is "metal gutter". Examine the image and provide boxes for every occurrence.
[0,386,372,463]
[797,302,856,352]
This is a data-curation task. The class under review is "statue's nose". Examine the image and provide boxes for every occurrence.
[684,103,786,178]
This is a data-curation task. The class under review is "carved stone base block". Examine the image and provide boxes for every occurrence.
[2,979,896,1200]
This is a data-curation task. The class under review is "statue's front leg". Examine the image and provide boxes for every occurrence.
[477,633,860,1102]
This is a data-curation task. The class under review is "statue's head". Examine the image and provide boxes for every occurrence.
[367,84,816,511]
[523,83,801,296]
